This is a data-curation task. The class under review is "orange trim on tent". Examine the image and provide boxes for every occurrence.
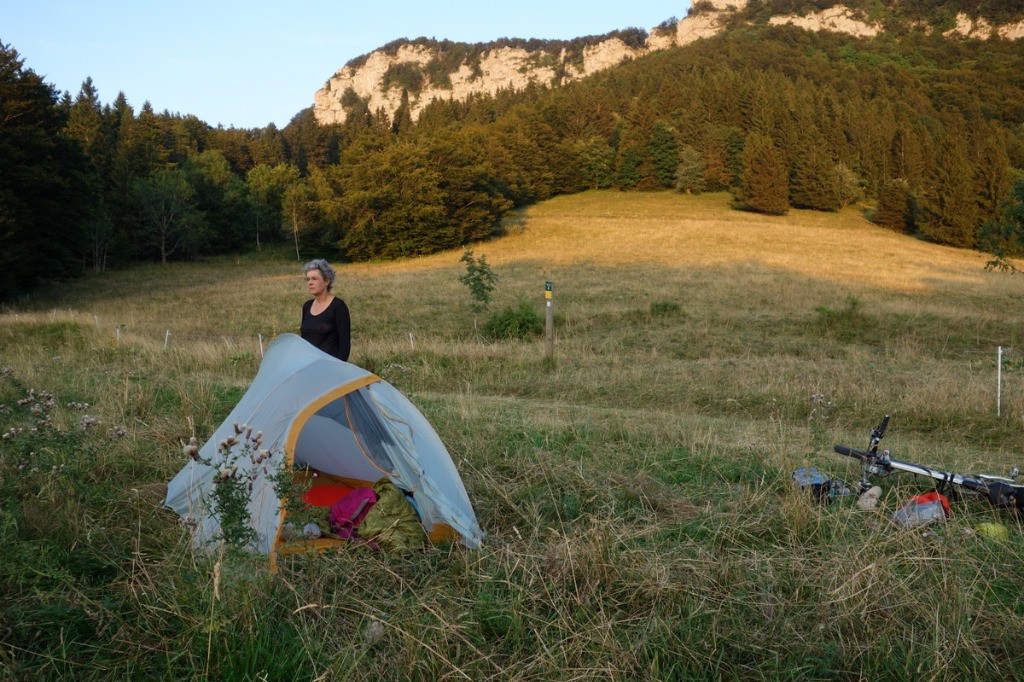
[427,522,460,544]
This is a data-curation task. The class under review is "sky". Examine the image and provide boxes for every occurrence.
[5,1,690,130]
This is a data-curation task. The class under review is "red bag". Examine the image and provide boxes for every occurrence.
[892,491,951,526]
[327,487,378,540]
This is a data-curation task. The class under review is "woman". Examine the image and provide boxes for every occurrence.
[300,259,351,361]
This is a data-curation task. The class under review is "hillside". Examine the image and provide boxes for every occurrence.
[5,1,1024,302]
[313,0,1024,125]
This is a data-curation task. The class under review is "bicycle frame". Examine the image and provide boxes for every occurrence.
[833,414,1024,515]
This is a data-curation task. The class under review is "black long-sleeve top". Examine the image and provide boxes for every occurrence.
[300,297,351,361]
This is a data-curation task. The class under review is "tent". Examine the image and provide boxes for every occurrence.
[165,334,482,567]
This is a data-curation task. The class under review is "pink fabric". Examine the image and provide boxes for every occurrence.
[328,487,378,540]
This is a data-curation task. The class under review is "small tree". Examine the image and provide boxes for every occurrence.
[675,145,706,195]
[459,249,498,324]
[981,176,1024,274]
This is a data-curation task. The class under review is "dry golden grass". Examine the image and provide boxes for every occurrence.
[2,190,1024,679]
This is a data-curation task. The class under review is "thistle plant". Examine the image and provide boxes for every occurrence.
[183,422,274,549]
[807,393,835,455]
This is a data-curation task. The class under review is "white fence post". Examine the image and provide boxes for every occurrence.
[997,346,1003,418]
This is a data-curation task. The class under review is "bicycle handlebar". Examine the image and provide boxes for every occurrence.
[833,445,870,460]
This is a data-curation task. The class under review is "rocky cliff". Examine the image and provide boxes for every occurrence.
[313,0,1024,126]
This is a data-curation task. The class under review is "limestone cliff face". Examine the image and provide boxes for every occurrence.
[312,1,1021,126]
[943,13,1024,40]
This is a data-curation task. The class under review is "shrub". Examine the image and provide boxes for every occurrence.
[650,300,682,317]
[483,300,544,340]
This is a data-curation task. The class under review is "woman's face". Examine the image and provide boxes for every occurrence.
[305,269,329,296]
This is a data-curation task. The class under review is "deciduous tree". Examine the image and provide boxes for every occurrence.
[246,163,300,250]
[675,145,706,194]
[131,167,203,264]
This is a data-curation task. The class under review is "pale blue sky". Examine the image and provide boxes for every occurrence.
[4,1,689,130]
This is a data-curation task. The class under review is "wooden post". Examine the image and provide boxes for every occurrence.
[545,281,554,361]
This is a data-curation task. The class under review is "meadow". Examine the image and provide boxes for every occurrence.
[1,190,1023,680]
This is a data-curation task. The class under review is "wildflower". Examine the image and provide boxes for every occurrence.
[183,441,201,461]
[233,422,244,435]
[108,425,128,439]
[80,415,101,428]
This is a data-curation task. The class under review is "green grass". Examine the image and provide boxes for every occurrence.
[2,191,1024,679]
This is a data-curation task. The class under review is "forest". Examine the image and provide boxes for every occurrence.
[3,7,1024,302]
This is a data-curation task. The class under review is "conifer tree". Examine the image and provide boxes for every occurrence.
[789,134,841,211]
[617,146,643,189]
[647,123,679,189]
[737,133,788,215]
[0,42,94,299]
[974,135,1013,226]
[874,178,913,232]
[391,89,414,136]
[918,135,979,247]
[64,78,116,271]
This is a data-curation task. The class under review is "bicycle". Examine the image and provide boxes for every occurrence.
[833,414,1024,516]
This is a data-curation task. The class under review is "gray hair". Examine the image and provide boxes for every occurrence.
[303,259,336,292]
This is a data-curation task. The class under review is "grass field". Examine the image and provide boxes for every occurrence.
[2,190,1023,680]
